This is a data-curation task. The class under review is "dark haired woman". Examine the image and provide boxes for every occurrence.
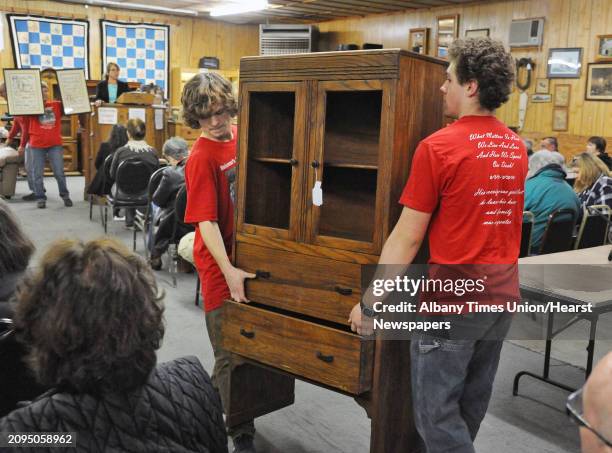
[94,62,132,106]
[586,136,612,170]
[87,124,129,196]
[0,238,227,452]
[0,200,46,416]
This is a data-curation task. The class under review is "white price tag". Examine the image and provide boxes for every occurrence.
[312,180,323,206]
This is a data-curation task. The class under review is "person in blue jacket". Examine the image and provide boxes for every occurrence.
[525,150,580,253]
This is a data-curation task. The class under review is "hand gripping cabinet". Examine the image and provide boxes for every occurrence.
[222,49,447,452]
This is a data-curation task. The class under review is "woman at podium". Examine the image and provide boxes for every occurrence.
[94,62,131,105]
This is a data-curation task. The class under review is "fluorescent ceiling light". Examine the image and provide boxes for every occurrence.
[89,0,199,16]
[210,0,268,16]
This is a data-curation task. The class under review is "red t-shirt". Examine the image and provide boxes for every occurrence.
[184,127,237,312]
[22,100,63,149]
[400,115,528,264]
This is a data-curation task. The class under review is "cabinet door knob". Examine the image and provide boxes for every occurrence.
[255,270,270,279]
[316,351,334,363]
[334,286,353,296]
[289,158,298,166]
[240,328,255,339]
[311,160,320,168]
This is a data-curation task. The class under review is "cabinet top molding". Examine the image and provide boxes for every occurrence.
[239,49,448,82]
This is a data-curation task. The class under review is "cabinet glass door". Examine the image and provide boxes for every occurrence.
[307,80,391,254]
[236,82,306,241]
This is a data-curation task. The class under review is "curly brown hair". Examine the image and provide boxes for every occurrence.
[181,72,237,129]
[14,238,164,394]
[0,200,34,276]
[449,37,515,111]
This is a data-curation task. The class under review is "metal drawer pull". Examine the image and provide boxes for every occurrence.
[289,158,299,166]
[255,270,270,279]
[240,328,255,339]
[316,351,334,363]
[334,286,352,296]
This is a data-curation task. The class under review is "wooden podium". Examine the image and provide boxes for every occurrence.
[81,103,166,198]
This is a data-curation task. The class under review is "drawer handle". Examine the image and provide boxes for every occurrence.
[334,286,353,296]
[255,270,270,279]
[316,351,334,363]
[289,158,299,166]
[240,328,255,339]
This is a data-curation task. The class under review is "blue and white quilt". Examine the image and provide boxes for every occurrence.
[101,20,169,96]
[7,14,90,78]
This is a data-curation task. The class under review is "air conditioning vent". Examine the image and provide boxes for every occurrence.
[509,19,544,47]
[260,24,317,56]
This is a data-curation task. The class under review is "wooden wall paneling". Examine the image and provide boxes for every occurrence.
[317,0,609,157]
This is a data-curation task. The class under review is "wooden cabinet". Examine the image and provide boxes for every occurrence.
[223,49,447,452]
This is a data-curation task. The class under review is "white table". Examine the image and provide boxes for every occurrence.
[514,245,612,393]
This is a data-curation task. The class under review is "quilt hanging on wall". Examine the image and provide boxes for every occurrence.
[100,20,170,95]
[7,14,90,78]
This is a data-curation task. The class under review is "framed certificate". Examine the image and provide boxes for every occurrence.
[56,69,91,115]
[3,68,45,116]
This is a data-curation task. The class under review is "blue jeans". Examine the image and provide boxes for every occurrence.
[24,146,35,192]
[411,313,512,453]
[31,145,69,200]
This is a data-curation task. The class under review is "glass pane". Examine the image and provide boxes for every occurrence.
[244,91,295,230]
[317,90,381,242]
[323,91,382,168]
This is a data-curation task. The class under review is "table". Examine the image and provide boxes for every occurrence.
[514,245,612,394]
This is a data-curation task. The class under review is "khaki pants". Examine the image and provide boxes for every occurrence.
[205,306,255,439]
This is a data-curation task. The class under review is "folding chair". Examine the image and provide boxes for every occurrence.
[520,211,535,258]
[89,154,115,222]
[104,158,156,251]
[135,167,166,258]
[538,208,578,255]
[575,205,611,249]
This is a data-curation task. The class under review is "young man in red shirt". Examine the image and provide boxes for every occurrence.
[21,82,72,209]
[350,38,528,452]
[182,73,256,453]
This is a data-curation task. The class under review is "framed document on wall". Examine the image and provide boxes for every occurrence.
[3,68,44,116]
[436,14,459,59]
[56,69,91,114]
[409,28,429,55]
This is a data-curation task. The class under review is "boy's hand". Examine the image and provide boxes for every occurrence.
[224,266,256,303]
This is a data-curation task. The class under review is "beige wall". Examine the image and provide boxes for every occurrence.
[316,0,612,159]
[0,0,259,104]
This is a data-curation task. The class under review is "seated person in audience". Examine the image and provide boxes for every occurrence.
[540,136,560,153]
[94,62,131,106]
[524,150,580,253]
[572,153,612,211]
[110,118,159,227]
[149,137,191,270]
[0,238,228,452]
[87,124,128,196]
[586,136,612,170]
[0,200,47,416]
[567,351,612,453]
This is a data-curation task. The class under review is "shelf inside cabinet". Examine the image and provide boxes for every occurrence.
[323,161,378,170]
[248,91,295,160]
[318,167,377,243]
[251,156,292,164]
[323,91,382,169]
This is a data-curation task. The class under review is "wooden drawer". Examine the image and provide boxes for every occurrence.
[236,242,361,324]
[222,300,373,394]
[177,124,201,141]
